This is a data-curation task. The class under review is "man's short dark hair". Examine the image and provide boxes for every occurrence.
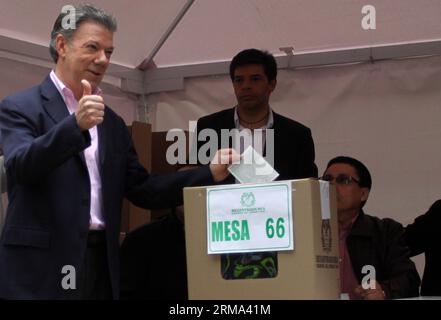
[49,4,117,63]
[229,49,277,82]
[326,156,372,208]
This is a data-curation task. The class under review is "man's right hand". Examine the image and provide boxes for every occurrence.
[209,148,241,182]
[75,79,105,131]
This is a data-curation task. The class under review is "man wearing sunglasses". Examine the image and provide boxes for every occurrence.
[321,156,420,300]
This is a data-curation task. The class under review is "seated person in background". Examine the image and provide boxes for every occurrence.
[321,156,420,300]
[120,204,187,300]
[404,200,441,296]
[120,165,197,300]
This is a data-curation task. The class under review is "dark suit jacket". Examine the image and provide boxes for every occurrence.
[120,211,187,300]
[0,76,214,299]
[195,107,318,181]
[347,211,421,299]
[404,200,441,296]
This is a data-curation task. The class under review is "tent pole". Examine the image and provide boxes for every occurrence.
[138,0,195,70]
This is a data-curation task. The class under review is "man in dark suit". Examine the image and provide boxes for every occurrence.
[404,200,441,296]
[195,48,318,181]
[0,4,235,299]
[195,49,318,280]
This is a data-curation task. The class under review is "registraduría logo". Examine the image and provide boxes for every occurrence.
[240,192,256,208]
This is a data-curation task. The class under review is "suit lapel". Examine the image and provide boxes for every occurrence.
[224,107,236,130]
[40,76,87,167]
[40,76,70,124]
[220,108,236,150]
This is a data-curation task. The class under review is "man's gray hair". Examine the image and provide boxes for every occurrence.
[49,4,117,63]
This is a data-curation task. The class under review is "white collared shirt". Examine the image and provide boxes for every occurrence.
[50,70,105,230]
[233,106,274,155]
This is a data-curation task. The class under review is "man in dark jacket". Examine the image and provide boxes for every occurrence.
[195,48,318,180]
[321,156,420,299]
[404,200,441,296]
[0,4,235,299]
[195,49,318,280]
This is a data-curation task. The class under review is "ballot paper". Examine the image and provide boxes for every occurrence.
[228,146,279,183]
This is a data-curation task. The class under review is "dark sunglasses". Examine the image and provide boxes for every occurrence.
[320,174,361,186]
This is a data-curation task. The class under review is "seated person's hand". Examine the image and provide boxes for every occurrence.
[354,281,386,300]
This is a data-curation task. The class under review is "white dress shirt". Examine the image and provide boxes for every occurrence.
[50,71,105,230]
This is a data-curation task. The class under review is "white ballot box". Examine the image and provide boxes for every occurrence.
[183,178,340,299]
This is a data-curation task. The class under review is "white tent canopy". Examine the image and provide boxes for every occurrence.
[1,0,441,276]
[1,0,441,93]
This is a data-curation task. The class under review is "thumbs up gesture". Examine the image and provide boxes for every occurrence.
[75,79,105,131]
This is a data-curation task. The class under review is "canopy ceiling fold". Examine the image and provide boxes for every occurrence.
[0,0,441,93]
